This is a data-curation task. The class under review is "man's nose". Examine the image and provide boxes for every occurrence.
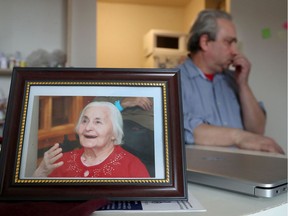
[231,42,239,55]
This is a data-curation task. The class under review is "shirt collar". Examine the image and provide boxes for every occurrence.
[182,58,205,79]
[182,58,225,83]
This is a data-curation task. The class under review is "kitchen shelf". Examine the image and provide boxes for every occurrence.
[0,69,12,76]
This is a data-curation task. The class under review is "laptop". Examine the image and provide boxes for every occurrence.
[186,145,288,198]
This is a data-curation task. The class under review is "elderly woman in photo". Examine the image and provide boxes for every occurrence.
[33,101,150,178]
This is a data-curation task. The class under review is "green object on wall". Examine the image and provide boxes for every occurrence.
[262,28,271,39]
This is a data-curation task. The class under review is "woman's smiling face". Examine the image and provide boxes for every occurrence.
[77,106,115,149]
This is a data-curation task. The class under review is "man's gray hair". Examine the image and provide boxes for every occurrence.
[187,9,232,53]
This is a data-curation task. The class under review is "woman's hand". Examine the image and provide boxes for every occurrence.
[33,143,64,177]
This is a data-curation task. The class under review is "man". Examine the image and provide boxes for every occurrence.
[179,9,284,154]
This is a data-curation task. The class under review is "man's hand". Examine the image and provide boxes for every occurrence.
[121,97,153,111]
[232,54,251,87]
[194,124,285,154]
[235,130,285,154]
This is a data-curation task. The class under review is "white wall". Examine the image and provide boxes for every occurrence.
[0,0,66,99]
[231,0,287,152]
[0,0,66,59]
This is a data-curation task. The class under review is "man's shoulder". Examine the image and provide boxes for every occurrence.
[178,58,200,79]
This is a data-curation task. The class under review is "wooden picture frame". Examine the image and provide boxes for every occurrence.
[0,67,187,201]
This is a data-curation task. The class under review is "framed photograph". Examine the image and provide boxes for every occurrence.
[0,67,187,201]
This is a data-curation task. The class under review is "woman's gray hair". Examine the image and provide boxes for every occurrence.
[75,101,124,144]
[187,9,232,53]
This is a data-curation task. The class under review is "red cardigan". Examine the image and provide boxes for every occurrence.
[49,145,150,178]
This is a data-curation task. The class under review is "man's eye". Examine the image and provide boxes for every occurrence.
[225,39,237,45]
[224,39,232,45]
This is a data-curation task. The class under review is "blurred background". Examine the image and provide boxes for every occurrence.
[0,0,287,152]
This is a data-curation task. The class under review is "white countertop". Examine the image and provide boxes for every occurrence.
[93,146,287,216]
[93,182,287,216]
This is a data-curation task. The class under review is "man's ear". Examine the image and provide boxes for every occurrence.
[199,34,210,51]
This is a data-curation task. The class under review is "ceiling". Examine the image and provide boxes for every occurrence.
[98,0,191,7]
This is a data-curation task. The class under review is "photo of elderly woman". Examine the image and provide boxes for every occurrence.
[33,101,150,178]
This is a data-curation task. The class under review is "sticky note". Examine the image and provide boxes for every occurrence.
[262,28,271,39]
